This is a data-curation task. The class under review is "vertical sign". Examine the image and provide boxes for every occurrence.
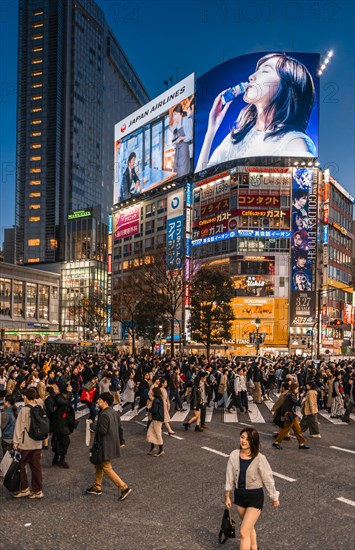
[184,182,193,342]
[107,214,113,334]
[290,168,318,328]
[167,189,185,271]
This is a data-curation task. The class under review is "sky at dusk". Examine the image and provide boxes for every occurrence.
[1,0,354,243]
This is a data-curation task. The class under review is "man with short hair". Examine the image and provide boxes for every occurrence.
[86,392,131,501]
[13,387,44,499]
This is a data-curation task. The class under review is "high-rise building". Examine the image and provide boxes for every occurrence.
[15,0,149,338]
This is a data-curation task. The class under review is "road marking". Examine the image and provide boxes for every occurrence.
[121,409,139,421]
[205,406,214,423]
[202,446,229,458]
[247,403,266,423]
[330,446,355,455]
[336,497,355,507]
[135,421,147,427]
[272,471,296,482]
[318,411,344,425]
[163,431,184,440]
[224,410,238,423]
[170,408,190,422]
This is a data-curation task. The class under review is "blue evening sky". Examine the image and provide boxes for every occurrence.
[1,0,354,242]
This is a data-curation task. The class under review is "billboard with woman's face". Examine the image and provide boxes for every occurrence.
[194,52,319,173]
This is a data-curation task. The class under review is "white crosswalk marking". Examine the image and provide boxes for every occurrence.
[170,408,190,422]
[318,411,344,425]
[205,406,214,423]
[224,410,238,423]
[247,403,266,423]
[121,408,140,422]
[336,497,355,507]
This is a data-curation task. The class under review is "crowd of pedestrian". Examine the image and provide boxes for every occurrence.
[0,350,354,516]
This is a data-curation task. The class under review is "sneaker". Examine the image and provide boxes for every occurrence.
[13,488,30,498]
[86,486,102,495]
[311,434,321,438]
[119,487,132,501]
[28,491,44,499]
[299,445,310,449]
[154,451,165,457]
[272,442,282,450]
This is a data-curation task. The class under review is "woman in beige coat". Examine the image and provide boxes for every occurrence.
[160,378,175,435]
[300,381,321,438]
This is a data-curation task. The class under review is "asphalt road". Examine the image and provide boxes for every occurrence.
[1,404,355,550]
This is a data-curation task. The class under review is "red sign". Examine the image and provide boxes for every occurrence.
[245,167,290,173]
[108,254,112,274]
[237,209,289,218]
[114,206,140,240]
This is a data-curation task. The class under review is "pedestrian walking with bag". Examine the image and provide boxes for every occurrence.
[86,392,131,500]
[147,387,165,456]
[300,381,321,438]
[225,427,280,550]
[1,394,18,454]
[12,387,49,499]
[273,383,310,450]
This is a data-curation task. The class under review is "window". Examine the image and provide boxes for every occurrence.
[13,280,24,318]
[29,204,41,210]
[32,71,43,76]
[32,23,44,28]
[31,96,42,101]
[28,239,40,246]
[0,278,11,317]
[31,83,43,89]
[32,35,43,40]
[30,143,41,148]
[26,283,37,318]
[30,168,41,173]
[32,47,43,52]
[33,11,44,15]
[29,192,41,197]
[30,155,41,161]
[29,216,40,222]
[31,59,43,64]
[31,108,42,113]
[30,180,41,185]
[31,119,42,125]
[28,258,40,263]
[39,285,49,319]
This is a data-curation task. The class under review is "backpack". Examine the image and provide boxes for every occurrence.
[27,405,50,441]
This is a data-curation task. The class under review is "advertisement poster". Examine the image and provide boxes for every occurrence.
[232,297,274,318]
[290,168,318,327]
[114,74,195,205]
[195,52,319,172]
[166,190,185,271]
[233,276,274,297]
[113,206,141,241]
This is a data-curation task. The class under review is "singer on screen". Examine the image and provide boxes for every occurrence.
[195,53,316,171]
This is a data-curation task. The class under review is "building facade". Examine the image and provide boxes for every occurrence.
[0,262,60,351]
[318,171,354,356]
[15,0,149,337]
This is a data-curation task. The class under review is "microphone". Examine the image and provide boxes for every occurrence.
[221,82,249,107]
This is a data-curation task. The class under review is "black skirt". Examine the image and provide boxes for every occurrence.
[234,488,264,510]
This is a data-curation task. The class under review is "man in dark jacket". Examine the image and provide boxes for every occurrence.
[86,392,131,501]
[51,383,76,468]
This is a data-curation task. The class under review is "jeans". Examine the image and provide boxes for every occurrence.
[87,402,97,422]
[19,449,42,492]
[170,388,183,411]
[72,392,79,411]
[94,460,127,491]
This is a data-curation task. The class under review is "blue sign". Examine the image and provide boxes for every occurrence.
[167,215,184,269]
[108,214,113,234]
[186,237,191,257]
[107,304,111,334]
[186,182,193,207]
[324,225,329,244]
[191,230,237,247]
[237,230,291,238]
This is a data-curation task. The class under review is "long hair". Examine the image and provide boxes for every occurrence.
[231,53,315,144]
[240,427,260,457]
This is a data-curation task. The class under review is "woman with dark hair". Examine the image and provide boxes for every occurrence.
[170,103,193,177]
[196,53,316,171]
[225,427,279,550]
[1,395,18,453]
[183,376,203,432]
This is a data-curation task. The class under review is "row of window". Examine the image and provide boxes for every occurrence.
[328,266,352,285]
[328,246,352,267]
[0,278,55,320]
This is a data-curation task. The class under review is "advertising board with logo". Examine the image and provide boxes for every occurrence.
[232,297,274,318]
[113,206,141,241]
[233,276,274,297]
[194,52,319,172]
[114,74,195,205]
[166,190,185,271]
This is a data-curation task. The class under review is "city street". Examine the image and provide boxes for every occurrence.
[1,403,355,550]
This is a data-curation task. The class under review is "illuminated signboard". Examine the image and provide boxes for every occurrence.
[195,52,319,172]
[113,206,141,241]
[114,74,195,205]
[67,210,92,220]
[237,230,291,238]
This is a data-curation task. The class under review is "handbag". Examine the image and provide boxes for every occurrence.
[0,451,13,478]
[89,436,103,465]
[3,451,21,492]
[83,380,95,391]
[218,508,236,544]
[80,388,96,403]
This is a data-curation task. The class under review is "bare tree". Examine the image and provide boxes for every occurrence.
[73,293,107,340]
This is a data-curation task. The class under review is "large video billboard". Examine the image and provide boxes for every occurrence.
[194,52,319,172]
[114,74,195,205]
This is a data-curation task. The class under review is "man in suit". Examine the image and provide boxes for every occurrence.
[120,152,141,202]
